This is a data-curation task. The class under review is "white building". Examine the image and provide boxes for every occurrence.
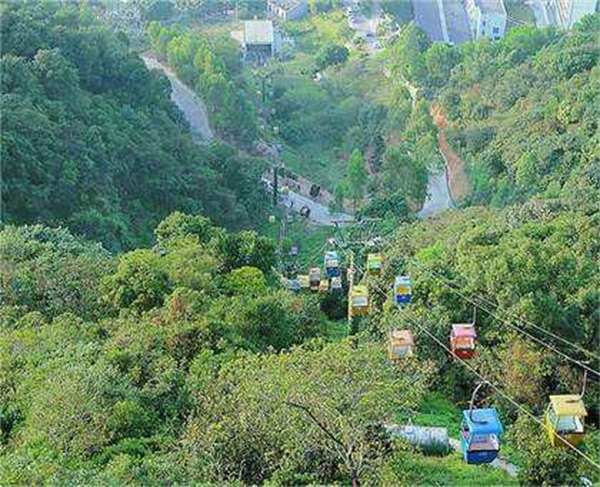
[267,0,308,21]
[241,20,281,62]
[465,0,507,41]
[545,0,598,28]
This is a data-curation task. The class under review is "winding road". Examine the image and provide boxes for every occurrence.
[141,54,214,143]
[141,53,352,225]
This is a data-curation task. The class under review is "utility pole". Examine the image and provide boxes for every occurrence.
[347,250,355,331]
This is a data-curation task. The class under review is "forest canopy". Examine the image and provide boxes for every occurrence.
[1,2,268,251]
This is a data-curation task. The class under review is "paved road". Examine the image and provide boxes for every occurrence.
[345,0,382,54]
[261,178,353,225]
[142,52,353,225]
[141,54,214,142]
[418,170,453,218]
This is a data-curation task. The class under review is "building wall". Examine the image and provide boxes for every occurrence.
[479,11,506,40]
[547,0,597,28]
[465,0,507,40]
[267,1,308,21]
[566,0,597,27]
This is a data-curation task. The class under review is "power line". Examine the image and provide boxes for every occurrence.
[424,273,600,378]
[458,283,598,362]
[400,310,600,471]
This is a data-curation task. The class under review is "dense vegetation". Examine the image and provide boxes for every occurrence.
[147,22,257,143]
[1,3,268,251]
[0,215,444,485]
[2,2,599,485]
[389,18,599,207]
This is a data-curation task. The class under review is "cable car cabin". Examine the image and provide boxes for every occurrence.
[290,244,299,257]
[545,395,587,447]
[460,408,503,464]
[319,279,329,293]
[350,286,369,317]
[367,253,383,276]
[450,324,477,359]
[288,279,300,292]
[394,275,412,306]
[309,268,321,292]
[298,275,310,290]
[330,276,342,291]
[388,330,414,362]
[324,251,340,277]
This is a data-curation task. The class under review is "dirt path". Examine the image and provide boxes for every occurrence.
[431,105,470,203]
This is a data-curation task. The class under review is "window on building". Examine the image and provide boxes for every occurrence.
[493,26,499,34]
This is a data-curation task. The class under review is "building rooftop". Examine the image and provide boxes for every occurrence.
[244,20,274,45]
[474,0,506,14]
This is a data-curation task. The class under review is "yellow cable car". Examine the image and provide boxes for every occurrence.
[388,330,414,362]
[309,268,321,292]
[367,253,383,276]
[298,275,310,290]
[545,395,587,447]
[318,279,329,293]
[350,285,369,317]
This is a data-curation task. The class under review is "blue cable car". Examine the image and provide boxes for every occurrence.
[324,251,340,277]
[394,275,412,306]
[460,408,503,464]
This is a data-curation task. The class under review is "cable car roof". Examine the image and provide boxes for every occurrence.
[391,329,413,345]
[452,324,477,338]
[549,395,587,417]
[395,275,411,285]
[462,408,503,435]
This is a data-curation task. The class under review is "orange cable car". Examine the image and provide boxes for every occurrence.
[388,330,414,362]
[450,323,477,359]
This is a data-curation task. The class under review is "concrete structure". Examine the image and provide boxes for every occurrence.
[465,0,507,40]
[267,0,308,20]
[241,20,280,62]
[544,0,597,28]
[411,0,472,45]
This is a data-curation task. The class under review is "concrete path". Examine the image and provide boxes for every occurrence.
[140,52,352,226]
[449,438,518,477]
[140,54,214,142]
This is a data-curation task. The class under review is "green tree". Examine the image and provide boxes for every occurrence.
[315,43,350,70]
[103,250,170,313]
[345,149,367,208]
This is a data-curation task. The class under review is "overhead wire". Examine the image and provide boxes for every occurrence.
[418,270,600,378]
[449,280,599,361]
[399,310,600,471]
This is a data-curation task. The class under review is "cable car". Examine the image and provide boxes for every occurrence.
[450,324,477,359]
[388,330,414,362]
[309,268,321,292]
[331,276,342,291]
[319,279,329,293]
[394,275,412,306]
[298,275,309,290]
[350,285,369,316]
[290,244,299,256]
[460,408,503,464]
[324,251,340,277]
[545,395,587,447]
[367,253,383,276]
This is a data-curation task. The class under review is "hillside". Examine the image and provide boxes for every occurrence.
[1,2,599,486]
[1,3,268,251]
[389,18,599,207]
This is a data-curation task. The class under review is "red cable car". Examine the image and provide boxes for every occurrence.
[450,323,477,359]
